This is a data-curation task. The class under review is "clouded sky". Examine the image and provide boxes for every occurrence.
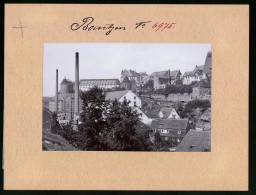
[43,43,211,96]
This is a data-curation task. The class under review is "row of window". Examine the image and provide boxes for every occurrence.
[153,129,182,134]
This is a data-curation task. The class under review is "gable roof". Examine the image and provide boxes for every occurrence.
[200,108,211,122]
[183,71,195,77]
[159,107,175,119]
[194,65,205,72]
[176,130,211,152]
[61,78,73,85]
[151,118,189,130]
[105,90,129,101]
[122,76,131,83]
[169,70,181,79]
[151,70,169,78]
[121,69,147,77]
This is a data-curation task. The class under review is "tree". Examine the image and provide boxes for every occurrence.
[140,80,154,95]
[50,113,61,134]
[76,87,110,150]
[76,87,152,151]
[152,132,174,151]
[105,99,151,151]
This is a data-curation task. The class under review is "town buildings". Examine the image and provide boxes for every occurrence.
[120,76,137,92]
[182,51,212,85]
[132,107,152,125]
[182,65,206,85]
[121,69,148,86]
[105,90,142,108]
[151,118,190,144]
[196,108,211,130]
[49,77,83,122]
[192,80,211,99]
[149,70,181,90]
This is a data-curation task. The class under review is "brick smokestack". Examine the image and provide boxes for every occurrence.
[55,69,58,113]
[75,52,79,115]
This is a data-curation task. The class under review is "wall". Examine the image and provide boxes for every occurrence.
[118,90,142,108]
[151,94,166,101]
[167,93,192,102]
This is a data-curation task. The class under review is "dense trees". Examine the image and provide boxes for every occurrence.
[55,87,152,151]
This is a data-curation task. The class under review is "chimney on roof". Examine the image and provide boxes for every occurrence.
[75,52,79,116]
[55,69,58,113]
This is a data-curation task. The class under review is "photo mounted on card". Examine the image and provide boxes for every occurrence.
[43,43,211,152]
[4,4,248,190]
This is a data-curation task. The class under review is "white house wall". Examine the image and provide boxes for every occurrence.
[118,90,142,108]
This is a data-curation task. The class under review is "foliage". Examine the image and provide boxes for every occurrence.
[152,132,175,151]
[179,99,211,121]
[50,113,61,134]
[155,84,193,97]
[76,87,110,150]
[74,87,152,151]
[105,99,151,151]
[139,80,154,95]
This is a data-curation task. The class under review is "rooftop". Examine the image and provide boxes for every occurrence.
[176,129,211,152]
[105,90,130,101]
[80,79,120,85]
[159,107,176,119]
[151,118,189,130]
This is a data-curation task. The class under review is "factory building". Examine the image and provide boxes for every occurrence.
[79,79,120,91]
[49,52,82,124]
[48,52,121,124]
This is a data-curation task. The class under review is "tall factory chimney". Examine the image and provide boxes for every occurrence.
[74,52,79,116]
[55,69,58,113]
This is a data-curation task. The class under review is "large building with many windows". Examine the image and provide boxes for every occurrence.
[49,78,83,122]
[79,79,120,91]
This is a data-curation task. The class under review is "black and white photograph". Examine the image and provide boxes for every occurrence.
[42,43,212,152]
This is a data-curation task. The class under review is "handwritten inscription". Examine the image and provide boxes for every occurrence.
[71,17,176,35]
[71,17,126,35]
[152,22,176,32]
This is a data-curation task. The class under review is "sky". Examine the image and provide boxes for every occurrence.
[43,43,211,97]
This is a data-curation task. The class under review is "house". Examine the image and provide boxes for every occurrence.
[105,90,142,108]
[132,107,152,125]
[121,69,148,86]
[120,76,137,92]
[182,65,207,85]
[151,118,190,144]
[176,129,211,152]
[196,108,211,130]
[49,78,83,119]
[158,107,180,119]
[169,70,182,84]
[192,80,211,99]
